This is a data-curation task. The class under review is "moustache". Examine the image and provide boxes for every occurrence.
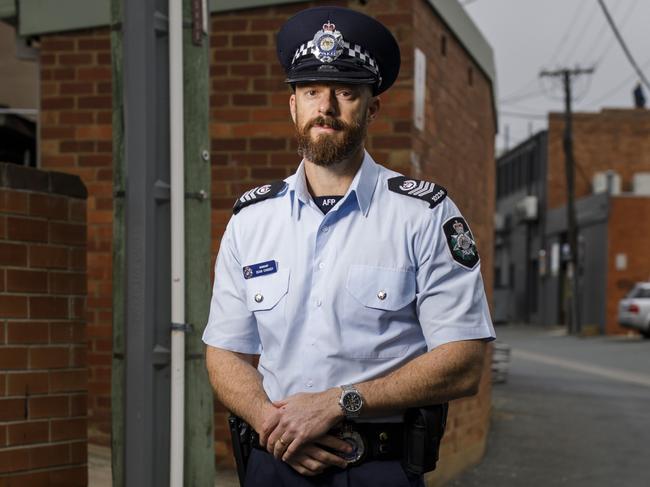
[305,116,348,131]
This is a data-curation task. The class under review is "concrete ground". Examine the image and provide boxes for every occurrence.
[450,325,650,487]
[88,444,239,487]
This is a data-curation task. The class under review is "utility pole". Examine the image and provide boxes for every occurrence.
[539,67,594,334]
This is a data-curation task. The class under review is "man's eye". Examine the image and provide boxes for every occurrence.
[337,90,353,98]
[306,90,318,96]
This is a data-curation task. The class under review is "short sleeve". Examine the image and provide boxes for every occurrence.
[202,219,262,354]
[415,198,495,350]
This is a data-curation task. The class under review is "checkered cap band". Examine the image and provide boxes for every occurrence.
[291,40,379,74]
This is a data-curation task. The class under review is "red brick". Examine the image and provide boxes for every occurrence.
[232,93,267,106]
[48,272,86,295]
[0,373,5,395]
[0,347,29,370]
[0,242,27,266]
[29,395,69,419]
[76,124,112,140]
[0,447,29,473]
[50,465,87,486]
[29,346,70,369]
[49,222,85,246]
[79,154,112,167]
[29,193,68,220]
[59,112,94,125]
[78,95,112,109]
[211,18,248,31]
[69,201,87,223]
[0,398,25,421]
[51,417,87,441]
[50,322,85,344]
[51,68,76,81]
[250,138,286,151]
[6,269,48,293]
[251,167,289,179]
[58,53,93,65]
[0,424,5,445]
[231,64,267,77]
[50,369,87,392]
[0,296,28,318]
[60,81,94,95]
[0,190,28,214]
[7,216,48,242]
[97,52,112,65]
[69,394,87,417]
[6,420,49,446]
[69,248,86,270]
[77,66,111,81]
[41,97,75,111]
[231,34,268,46]
[6,322,50,345]
[6,372,49,395]
[29,443,70,469]
[29,244,68,269]
[29,297,68,320]
[69,440,87,463]
[78,38,110,50]
[42,38,75,51]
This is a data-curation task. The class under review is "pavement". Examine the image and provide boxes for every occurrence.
[450,324,650,487]
[88,444,239,487]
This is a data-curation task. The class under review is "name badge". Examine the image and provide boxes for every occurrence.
[243,260,278,280]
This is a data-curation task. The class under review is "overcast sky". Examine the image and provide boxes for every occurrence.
[462,0,650,153]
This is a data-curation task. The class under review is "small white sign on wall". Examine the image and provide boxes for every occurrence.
[551,243,560,277]
[414,47,426,131]
[615,253,627,271]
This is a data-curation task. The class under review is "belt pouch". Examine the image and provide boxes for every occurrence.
[402,403,448,475]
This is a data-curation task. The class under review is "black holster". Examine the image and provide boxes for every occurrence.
[402,403,449,476]
[228,414,255,487]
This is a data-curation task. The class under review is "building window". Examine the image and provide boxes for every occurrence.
[468,67,473,86]
[441,35,447,56]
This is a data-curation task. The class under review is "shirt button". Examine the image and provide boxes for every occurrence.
[318,262,325,270]
[322,226,329,233]
[377,290,387,300]
[254,293,264,303]
[306,380,313,388]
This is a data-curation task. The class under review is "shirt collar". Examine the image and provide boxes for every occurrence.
[289,150,379,218]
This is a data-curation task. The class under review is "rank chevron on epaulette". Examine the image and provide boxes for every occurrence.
[233,181,287,215]
[387,176,447,209]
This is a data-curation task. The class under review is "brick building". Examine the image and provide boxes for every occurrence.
[2,0,497,483]
[495,109,650,335]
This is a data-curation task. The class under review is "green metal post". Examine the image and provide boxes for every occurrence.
[182,1,215,485]
[110,0,125,485]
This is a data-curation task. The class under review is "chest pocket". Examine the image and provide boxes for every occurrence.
[245,268,290,312]
[343,265,417,359]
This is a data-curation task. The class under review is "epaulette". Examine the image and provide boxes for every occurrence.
[233,181,287,215]
[387,176,447,209]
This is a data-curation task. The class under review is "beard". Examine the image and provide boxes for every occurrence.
[295,113,368,167]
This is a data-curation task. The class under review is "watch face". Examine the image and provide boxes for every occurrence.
[343,392,363,413]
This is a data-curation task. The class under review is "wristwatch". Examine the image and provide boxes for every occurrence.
[338,384,364,418]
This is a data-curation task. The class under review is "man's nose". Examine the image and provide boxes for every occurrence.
[318,91,338,116]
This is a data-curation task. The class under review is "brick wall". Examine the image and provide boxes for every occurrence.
[39,29,113,446]
[606,196,650,335]
[0,163,88,486]
[547,109,650,210]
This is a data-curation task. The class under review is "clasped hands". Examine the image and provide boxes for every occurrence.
[257,388,352,476]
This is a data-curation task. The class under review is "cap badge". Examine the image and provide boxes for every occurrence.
[312,21,344,63]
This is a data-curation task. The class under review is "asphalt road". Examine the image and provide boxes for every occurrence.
[450,325,650,487]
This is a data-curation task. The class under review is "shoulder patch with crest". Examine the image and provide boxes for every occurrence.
[387,176,447,209]
[233,181,287,215]
[443,217,479,269]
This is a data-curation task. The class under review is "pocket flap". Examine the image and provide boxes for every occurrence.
[245,268,290,311]
[346,265,415,311]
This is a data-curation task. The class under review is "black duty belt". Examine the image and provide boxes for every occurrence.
[253,421,404,467]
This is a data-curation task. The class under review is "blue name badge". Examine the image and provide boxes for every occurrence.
[242,260,278,280]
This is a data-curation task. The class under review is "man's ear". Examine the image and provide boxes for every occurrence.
[289,93,297,124]
[367,96,381,123]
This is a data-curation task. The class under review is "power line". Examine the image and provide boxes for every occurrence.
[545,1,588,68]
[597,0,650,91]
[500,88,546,105]
[581,55,650,107]
[592,0,639,66]
[557,3,600,67]
[499,110,547,121]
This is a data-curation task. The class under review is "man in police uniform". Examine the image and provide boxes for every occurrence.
[203,6,495,487]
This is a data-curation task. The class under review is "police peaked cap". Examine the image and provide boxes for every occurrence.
[276,6,401,95]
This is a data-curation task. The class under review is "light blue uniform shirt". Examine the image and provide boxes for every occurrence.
[203,151,495,404]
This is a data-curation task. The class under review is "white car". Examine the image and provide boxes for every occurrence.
[618,282,650,338]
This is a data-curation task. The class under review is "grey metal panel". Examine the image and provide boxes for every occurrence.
[546,193,610,236]
[578,222,608,331]
[18,0,110,35]
[0,0,15,18]
[122,0,171,484]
